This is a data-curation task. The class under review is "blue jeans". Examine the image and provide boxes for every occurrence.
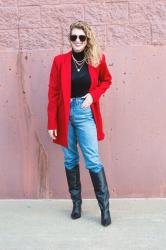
[61,96,104,173]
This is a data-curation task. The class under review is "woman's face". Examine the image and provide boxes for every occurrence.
[69,28,87,53]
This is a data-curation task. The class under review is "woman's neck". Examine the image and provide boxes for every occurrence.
[72,48,85,61]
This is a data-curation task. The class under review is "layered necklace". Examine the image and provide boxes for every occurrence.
[72,53,86,72]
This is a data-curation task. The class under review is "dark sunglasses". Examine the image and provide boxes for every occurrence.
[70,34,87,42]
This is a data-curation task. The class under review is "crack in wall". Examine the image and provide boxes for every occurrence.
[16,49,49,198]
[16,0,49,198]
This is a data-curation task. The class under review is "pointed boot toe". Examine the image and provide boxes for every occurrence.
[101,211,111,226]
[71,201,82,219]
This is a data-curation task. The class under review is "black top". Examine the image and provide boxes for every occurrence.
[71,48,91,98]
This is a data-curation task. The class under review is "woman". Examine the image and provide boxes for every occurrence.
[47,20,112,226]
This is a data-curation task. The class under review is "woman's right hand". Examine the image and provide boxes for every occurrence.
[48,129,57,140]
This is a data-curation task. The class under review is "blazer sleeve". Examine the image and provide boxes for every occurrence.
[89,54,112,103]
[47,56,60,130]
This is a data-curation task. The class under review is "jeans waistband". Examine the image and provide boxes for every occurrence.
[70,96,85,103]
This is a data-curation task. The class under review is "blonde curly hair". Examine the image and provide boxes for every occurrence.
[68,20,103,67]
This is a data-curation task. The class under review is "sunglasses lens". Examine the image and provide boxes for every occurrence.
[70,35,77,41]
[79,35,86,42]
[70,35,86,42]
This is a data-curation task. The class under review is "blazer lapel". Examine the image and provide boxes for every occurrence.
[88,63,96,91]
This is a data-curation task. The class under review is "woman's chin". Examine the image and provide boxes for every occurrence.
[73,47,84,52]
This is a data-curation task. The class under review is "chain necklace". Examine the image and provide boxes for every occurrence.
[73,60,85,72]
[72,54,86,72]
[72,55,85,64]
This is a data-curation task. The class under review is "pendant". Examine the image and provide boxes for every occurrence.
[77,68,80,72]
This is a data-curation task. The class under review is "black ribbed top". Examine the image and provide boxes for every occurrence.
[71,48,91,98]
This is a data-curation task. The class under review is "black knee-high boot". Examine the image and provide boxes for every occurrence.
[65,164,82,219]
[89,168,111,226]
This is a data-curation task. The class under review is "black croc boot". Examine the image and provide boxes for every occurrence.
[89,168,111,226]
[65,164,82,219]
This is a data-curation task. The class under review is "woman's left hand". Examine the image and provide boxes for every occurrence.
[81,93,93,109]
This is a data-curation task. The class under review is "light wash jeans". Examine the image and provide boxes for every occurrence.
[61,96,104,173]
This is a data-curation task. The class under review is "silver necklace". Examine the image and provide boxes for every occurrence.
[72,54,85,64]
[72,54,86,72]
[73,60,85,72]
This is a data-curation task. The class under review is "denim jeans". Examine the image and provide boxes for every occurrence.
[61,96,104,173]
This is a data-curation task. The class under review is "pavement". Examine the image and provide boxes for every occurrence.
[0,198,166,250]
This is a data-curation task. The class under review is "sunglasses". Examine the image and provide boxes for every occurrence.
[70,34,87,42]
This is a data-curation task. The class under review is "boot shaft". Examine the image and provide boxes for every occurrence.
[89,168,110,211]
[65,164,82,202]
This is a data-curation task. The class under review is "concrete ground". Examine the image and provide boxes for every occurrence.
[0,198,166,250]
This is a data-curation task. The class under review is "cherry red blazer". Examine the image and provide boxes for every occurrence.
[47,49,112,148]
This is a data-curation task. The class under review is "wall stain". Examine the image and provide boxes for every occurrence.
[16,50,49,198]
[35,131,49,198]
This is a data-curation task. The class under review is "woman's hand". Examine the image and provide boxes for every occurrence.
[48,129,57,140]
[81,93,93,109]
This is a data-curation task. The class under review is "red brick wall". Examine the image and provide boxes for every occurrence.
[0,0,166,198]
[1,1,166,50]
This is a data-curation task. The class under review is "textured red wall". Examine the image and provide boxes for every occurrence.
[0,0,166,198]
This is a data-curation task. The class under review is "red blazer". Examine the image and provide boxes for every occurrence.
[47,49,112,148]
